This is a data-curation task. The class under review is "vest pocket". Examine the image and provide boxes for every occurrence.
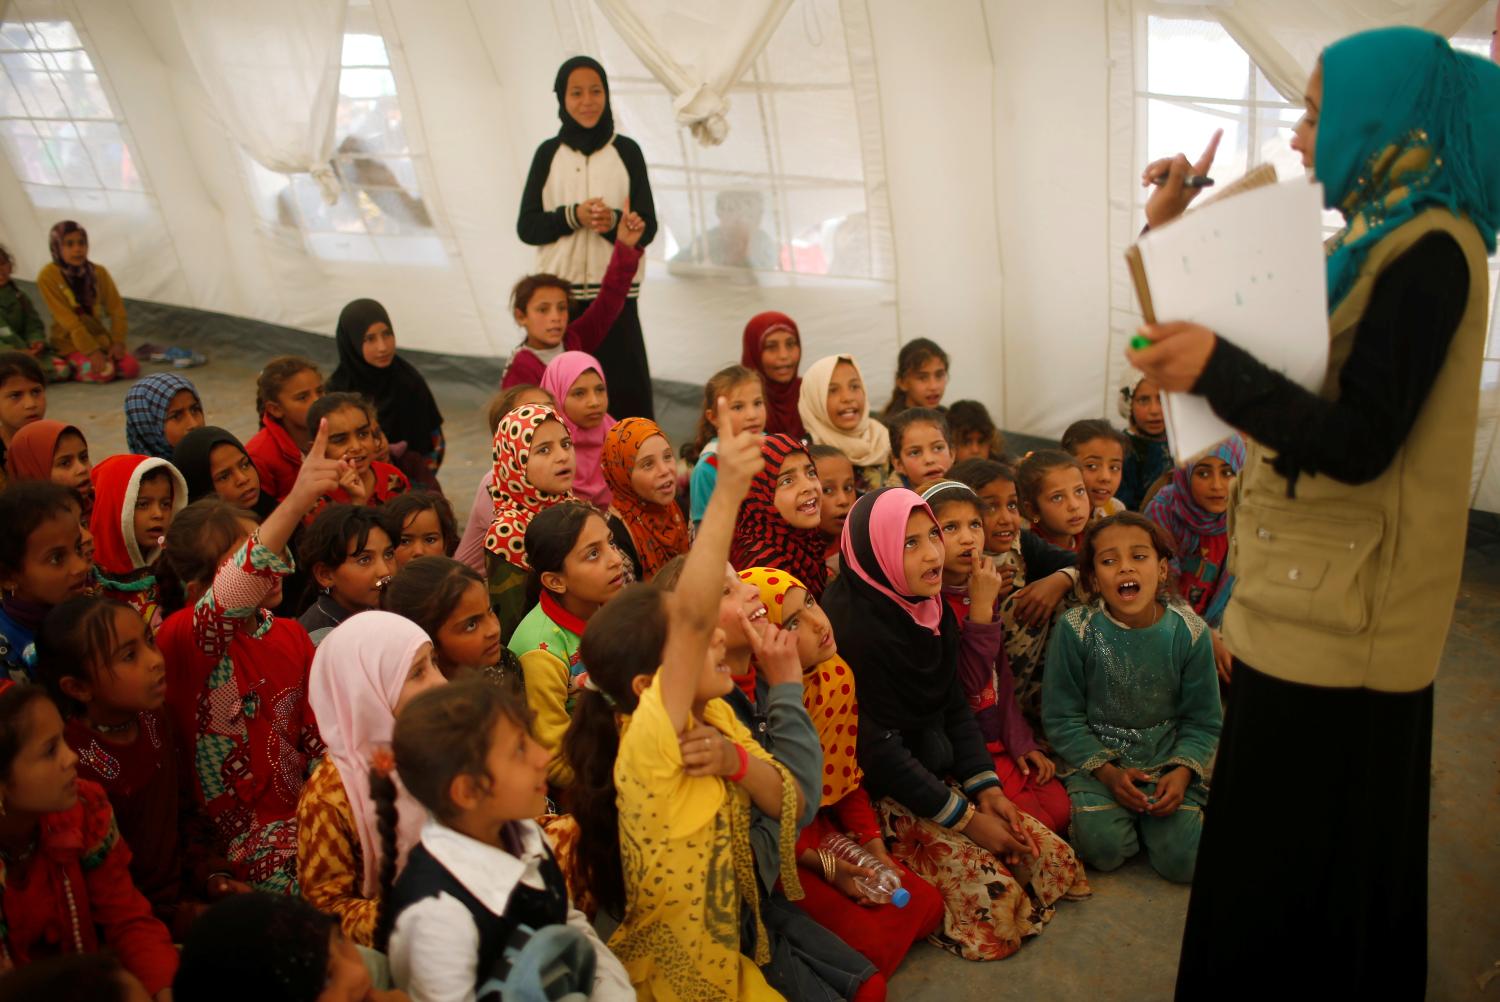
[1230,499,1385,634]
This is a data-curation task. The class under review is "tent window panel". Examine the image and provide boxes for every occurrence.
[1138,15,1342,236]
[1145,17,1250,100]
[249,12,445,266]
[592,0,888,281]
[0,17,152,209]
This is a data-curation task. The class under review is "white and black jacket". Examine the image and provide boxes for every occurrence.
[517,135,656,299]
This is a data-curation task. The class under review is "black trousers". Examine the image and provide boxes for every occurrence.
[571,295,654,421]
[1175,660,1433,1000]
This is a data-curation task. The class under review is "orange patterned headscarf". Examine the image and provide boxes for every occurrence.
[601,417,689,578]
[738,566,862,807]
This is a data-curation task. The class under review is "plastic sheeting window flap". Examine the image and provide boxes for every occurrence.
[169,0,349,203]
[593,0,794,147]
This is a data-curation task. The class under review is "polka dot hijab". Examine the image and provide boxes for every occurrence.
[483,403,576,568]
[738,565,862,807]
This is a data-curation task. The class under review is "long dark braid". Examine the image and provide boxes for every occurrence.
[368,751,401,952]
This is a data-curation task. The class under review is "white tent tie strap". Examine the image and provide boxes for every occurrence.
[593,0,794,147]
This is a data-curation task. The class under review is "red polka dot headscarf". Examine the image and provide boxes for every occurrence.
[738,566,862,807]
[484,404,576,568]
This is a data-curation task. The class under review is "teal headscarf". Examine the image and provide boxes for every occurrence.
[1317,27,1500,312]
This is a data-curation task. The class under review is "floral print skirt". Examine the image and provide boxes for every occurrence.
[878,794,1091,961]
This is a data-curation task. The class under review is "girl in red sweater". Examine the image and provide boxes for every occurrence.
[245,356,324,503]
[0,682,176,997]
[38,594,242,937]
[500,205,645,390]
[155,420,346,894]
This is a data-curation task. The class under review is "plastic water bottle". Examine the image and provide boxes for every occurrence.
[820,833,910,907]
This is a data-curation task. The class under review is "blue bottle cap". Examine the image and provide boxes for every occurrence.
[890,887,910,908]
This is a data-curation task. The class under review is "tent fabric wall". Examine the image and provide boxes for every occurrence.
[0,0,1493,507]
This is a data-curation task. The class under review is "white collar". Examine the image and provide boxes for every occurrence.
[419,818,549,915]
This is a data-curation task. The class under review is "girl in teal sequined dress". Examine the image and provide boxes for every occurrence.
[1042,512,1221,883]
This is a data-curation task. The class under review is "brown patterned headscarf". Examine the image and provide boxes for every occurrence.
[48,220,97,313]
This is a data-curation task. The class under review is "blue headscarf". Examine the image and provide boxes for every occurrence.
[124,372,199,459]
[1318,28,1500,311]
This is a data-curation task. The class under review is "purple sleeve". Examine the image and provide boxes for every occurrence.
[956,617,1003,698]
[454,473,495,575]
[565,241,641,353]
[501,349,545,390]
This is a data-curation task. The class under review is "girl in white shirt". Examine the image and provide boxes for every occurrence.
[372,678,632,1002]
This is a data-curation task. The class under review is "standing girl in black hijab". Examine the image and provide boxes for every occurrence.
[327,298,445,491]
[518,56,658,420]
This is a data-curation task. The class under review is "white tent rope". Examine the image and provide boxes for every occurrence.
[592,0,794,146]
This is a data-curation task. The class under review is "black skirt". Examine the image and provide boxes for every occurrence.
[1175,661,1433,1000]
[573,295,654,421]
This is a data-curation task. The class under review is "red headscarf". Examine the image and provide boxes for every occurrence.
[729,434,828,597]
[5,420,75,481]
[741,311,804,440]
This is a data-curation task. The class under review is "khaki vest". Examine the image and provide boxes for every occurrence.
[1222,208,1490,692]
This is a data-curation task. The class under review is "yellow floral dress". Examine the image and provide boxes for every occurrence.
[608,676,796,1001]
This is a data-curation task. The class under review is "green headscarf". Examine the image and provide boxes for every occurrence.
[1317,27,1500,311]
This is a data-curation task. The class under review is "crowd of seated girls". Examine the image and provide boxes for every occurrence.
[0,207,1240,1002]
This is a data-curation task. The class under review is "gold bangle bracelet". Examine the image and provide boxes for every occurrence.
[952,802,978,833]
[819,847,838,884]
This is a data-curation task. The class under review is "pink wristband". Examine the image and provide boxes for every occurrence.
[728,742,750,783]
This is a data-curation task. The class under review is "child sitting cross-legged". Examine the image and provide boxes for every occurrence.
[1042,512,1222,883]
[920,480,1071,834]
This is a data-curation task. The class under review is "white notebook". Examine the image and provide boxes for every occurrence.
[1130,178,1330,463]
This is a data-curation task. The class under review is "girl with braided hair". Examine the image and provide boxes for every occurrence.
[294,611,445,946]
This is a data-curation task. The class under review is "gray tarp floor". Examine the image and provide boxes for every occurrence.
[29,287,1500,1000]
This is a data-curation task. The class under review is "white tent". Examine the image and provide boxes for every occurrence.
[0,0,1495,506]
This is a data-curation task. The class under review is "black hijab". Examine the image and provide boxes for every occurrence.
[553,56,615,155]
[820,488,961,731]
[326,298,443,455]
[172,425,277,519]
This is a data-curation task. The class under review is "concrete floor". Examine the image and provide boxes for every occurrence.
[33,293,1500,1001]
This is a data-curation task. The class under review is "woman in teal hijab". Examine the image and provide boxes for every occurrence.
[1129,27,1500,998]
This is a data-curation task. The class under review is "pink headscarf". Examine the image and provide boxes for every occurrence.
[540,350,617,507]
[307,611,442,896]
[839,487,943,634]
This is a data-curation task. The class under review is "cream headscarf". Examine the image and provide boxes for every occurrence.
[797,354,891,468]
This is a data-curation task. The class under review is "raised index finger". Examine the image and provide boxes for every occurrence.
[310,417,330,457]
[1194,128,1223,174]
[712,396,735,441]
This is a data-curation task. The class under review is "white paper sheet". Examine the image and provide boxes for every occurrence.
[1136,179,1330,462]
